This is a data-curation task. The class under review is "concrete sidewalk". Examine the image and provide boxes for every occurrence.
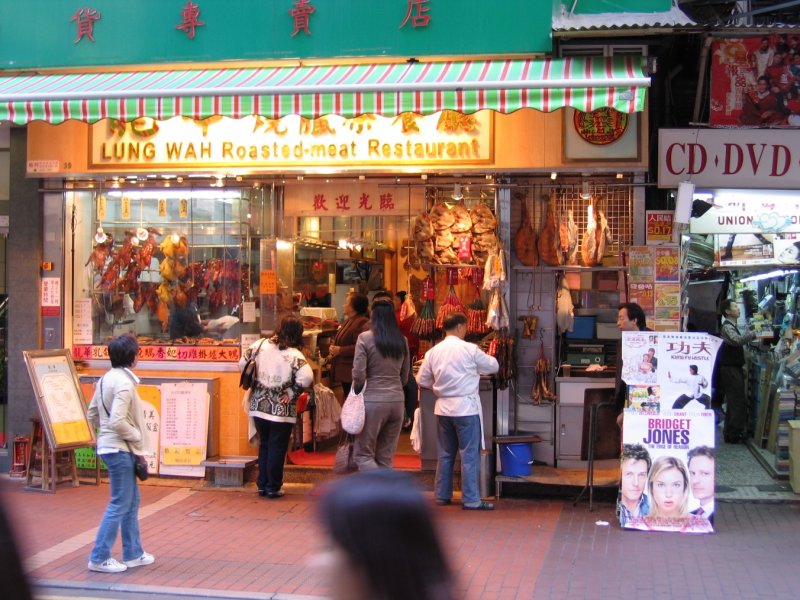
[3,476,800,600]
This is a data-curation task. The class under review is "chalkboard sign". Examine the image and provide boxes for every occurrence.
[23,349,95,450]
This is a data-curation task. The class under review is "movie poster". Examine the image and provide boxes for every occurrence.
[710,35,800,128]
[618,332,721,534]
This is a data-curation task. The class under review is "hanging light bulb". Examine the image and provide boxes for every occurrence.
[580,181,592,201]
[451,183,463,201]
[94,226,107,244]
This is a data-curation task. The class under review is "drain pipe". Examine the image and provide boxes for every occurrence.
[692,34,713,124]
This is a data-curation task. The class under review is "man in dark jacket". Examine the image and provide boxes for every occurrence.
[717,299,757,443]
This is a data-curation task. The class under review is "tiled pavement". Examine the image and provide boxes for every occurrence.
[3,469,800,600]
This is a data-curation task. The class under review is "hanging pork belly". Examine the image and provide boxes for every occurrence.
[537,192,562,266]
[514,194,538,267]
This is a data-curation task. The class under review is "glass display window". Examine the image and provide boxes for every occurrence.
[72,187,264,362]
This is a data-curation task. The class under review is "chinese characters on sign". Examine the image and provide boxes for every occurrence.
[71,7,100,43]
[175,1,205,39]
[72,345,241,362]
[400,0,431,28]
[289,0,315,36]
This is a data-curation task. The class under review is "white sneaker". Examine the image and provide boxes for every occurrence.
[123,552,155,568]
[88,557,128,573]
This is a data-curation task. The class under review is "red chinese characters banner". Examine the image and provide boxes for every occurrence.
[710,35,800,127]
[73,344,240,362]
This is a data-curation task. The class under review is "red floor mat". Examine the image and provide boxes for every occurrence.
[288,449,421,470]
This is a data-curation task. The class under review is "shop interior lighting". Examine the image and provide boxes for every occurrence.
[740,269,798,283]
[420,174,428,180]
[550,172,557,180]
[580,181,592,200]
[616,172,624,179]
[451,183,464,201]
[358,175,366,181]
[297,175,304,181]
[176,176,184,183]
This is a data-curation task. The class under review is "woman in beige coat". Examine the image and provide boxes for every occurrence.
[87,334,153,574]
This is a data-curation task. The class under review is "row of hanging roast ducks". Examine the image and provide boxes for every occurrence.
[514,191,612,267]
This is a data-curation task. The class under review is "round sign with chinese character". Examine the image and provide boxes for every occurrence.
[573,108,629,145]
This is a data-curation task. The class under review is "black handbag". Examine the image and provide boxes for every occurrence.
[240,338,267,390]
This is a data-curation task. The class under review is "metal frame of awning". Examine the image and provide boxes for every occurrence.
[0,55,650,124]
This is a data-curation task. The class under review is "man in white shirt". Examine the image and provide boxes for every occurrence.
[416,312,499,510]
[669,364,711,409]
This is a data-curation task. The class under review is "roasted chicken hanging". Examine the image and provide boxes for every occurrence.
[581,201,604,267]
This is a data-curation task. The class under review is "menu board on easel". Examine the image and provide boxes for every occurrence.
[158,381,210,477]
[23,349,95,450]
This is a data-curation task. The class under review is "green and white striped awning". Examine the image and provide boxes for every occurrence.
[0,56,649,124]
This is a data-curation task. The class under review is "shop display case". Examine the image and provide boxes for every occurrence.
[73,189,262,361]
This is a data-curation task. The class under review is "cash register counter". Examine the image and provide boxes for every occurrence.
[555,370,619,468]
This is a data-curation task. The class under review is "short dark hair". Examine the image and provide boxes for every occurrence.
[349,293,369,316]
[272,316,305,350]
[372,290,392,302]
[618,303,647,330]
[395,291,407,303]
[108,333,139,368]
[720,298,737,316]
[443,312,467,331]
[689,364,698,374]
[688,445,715,465]
[621,443,651,470]
[318,470,455,600]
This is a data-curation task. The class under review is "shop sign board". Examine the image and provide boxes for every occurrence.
[89,112,493,172]
[689,189,800,235]
[72,344,240,362]
[618,331,720,534]
[646,211,674,244]
[659,129,800,189]
[0,1,550,70]
[283,180,425,218]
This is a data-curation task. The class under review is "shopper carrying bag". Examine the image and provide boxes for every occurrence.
[86,334,154,573]
[340,382,366,435]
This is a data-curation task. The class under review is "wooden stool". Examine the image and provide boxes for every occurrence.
[25,417,79,493]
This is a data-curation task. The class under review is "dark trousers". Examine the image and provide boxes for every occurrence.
[253,417,294,494]
[720,365,748,441]
[671,394,711,410]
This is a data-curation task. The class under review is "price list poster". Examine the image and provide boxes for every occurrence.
[159,382,210,477]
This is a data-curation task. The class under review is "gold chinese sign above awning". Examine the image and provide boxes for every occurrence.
[89,111,493,170]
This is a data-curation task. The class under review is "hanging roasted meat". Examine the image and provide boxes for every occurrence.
[564,209,579,265]
[581,201,603,267]
[537,192,562,266]
[514,196,538,267]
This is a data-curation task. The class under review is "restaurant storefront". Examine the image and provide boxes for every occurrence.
[0,0,651,472]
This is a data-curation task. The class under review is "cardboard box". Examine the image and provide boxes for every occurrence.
[594,271,619,291]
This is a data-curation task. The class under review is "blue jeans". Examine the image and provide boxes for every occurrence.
[435,414,481,507]
[90,451,143,563]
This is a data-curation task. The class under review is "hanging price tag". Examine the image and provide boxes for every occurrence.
[96,194,106,220]
[158,198,168,217]
[179,199,189,218]
[446,268,459,286]
[121,196,131,220]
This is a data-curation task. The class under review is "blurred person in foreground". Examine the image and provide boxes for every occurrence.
[416,312,499,510]
[87,333,154,573]
[351,299,410,469]
[0,484,33,600]
[241,316,314,498]
[317,470,456,600]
